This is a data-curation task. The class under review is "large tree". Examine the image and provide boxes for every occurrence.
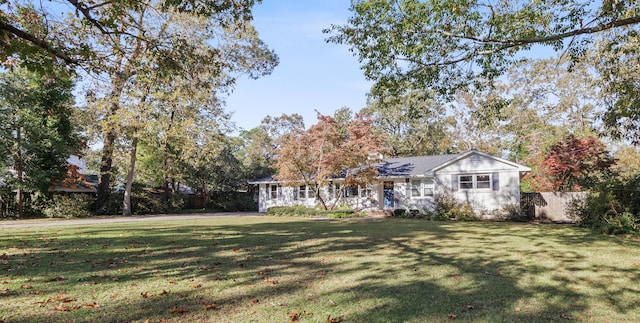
[275,113,386,210]
[0,67,80,217]
[325,0,640,140]
[361,89,453,157]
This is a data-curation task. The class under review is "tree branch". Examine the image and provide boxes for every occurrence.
[0,20,77,64]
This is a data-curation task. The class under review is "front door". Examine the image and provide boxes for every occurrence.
[383,181,395,209]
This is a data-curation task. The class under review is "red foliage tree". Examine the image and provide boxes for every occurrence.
[527,135,616,191]
[275,113,387,209]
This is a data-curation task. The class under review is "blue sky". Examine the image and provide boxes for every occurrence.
[225,1,372,131]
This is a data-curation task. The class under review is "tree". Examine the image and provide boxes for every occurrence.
[325,0,640,139]
[275,113,386,210]
[0,67,80,217]
[238,114,305,181]
[0,0,262,69]
[526,135,616,191]
[361,89,453,157]
[67,2,278,213]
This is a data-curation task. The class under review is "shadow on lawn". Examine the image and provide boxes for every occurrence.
[2,219,639,322]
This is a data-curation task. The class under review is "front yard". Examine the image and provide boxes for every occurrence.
[0,216,639,322]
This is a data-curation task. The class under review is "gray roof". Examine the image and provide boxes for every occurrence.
[249,153,462,184]
[374,154,461,178]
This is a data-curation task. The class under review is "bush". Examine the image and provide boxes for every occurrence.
[501,203,531,222]
[393,208,408,217]
[434,193,479,221]
[41,194,93,219]
[570,189,639,235]
[266,205,360,218]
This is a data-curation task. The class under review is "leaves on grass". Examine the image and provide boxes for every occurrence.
[52,304,80,312]
[169,306,188,314]
[20,284,32,289]
[204,302,217,310]
[159,289,169,295]
[141,291,155,298]
[45,276,65,282]
[288,310,300,322]
[263,277,278,285]
[568,286,580,291]
[464,304,474,311]
[326,315,343,322]
[83,302,100,308]
[250,298,259,304]
[448,313,457,320]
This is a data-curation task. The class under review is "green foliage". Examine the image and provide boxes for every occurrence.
[207,191,258,212]
[266,205,359,218]
[0,67,80,195]
[571,179,640,234]
[501,203,532,222]
[40,194,93,219]
[435,193,479,221]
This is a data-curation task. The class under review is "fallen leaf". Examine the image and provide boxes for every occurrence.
[328,299,337,306]
[250,298,260,304]
[448,314,457,320]
[46,276,65,282]
[326,315,342,322]
[159,290,169,296]
[52,304,80,312]
[464,304,474,311]
[190,283,202,288]
[169,306,188,314]
[20,284,32,289]
[141,291,154,298]
[83,302,100,308]
[288,310,300,322]
[568,286,580,291]
[303,310,313,315]
[204,303,217,310]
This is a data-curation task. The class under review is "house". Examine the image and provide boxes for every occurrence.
[250,149,531,217]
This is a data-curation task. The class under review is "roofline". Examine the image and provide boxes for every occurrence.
[431,149,531,172]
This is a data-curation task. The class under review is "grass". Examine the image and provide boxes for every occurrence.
[0,216,639,322]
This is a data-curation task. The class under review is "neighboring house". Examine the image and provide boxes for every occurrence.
[250,150,531,217]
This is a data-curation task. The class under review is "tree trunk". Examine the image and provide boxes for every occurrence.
[94,130,116,213]
[15,127,23,218]
[123,136,138,216]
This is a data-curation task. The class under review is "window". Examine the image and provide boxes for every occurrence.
[298,185,307,199]
[477,175,491,189]
[411,180,422,197]
[459,175,474,189]
[359,185,372,198]
[411,179,435,197]
[423,178,434,196]
[269,184,278,199]
[458,174,492,190]
[344,185,359,197]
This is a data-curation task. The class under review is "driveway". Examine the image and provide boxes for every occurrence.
[0,212,263,229]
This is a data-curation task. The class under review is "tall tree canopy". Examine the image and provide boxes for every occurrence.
[326,0,640,143]
[275,113,386,210]
[0,67,80,217]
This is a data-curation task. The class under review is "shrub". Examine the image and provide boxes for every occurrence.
[266,205,359,218]
[501,203,531,222]
[434,192,479,221]
[41,194,93,219]
[570,189,639,235]
[393,208,408,217]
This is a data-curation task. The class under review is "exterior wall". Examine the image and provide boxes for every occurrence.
[257,183,381,213]
[435,154,523,218]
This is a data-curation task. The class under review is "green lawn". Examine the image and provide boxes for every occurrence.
[1,217,639,322]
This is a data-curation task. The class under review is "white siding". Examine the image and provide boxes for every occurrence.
[435,153,522,217]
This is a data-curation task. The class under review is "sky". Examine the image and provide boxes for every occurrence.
[225,1,373,131]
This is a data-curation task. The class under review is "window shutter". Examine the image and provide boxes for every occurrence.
[293,187,298,200]
[492,172,500,191]
[451,174,458,191]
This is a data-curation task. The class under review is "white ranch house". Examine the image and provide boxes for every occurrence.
[250,150,531,217]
